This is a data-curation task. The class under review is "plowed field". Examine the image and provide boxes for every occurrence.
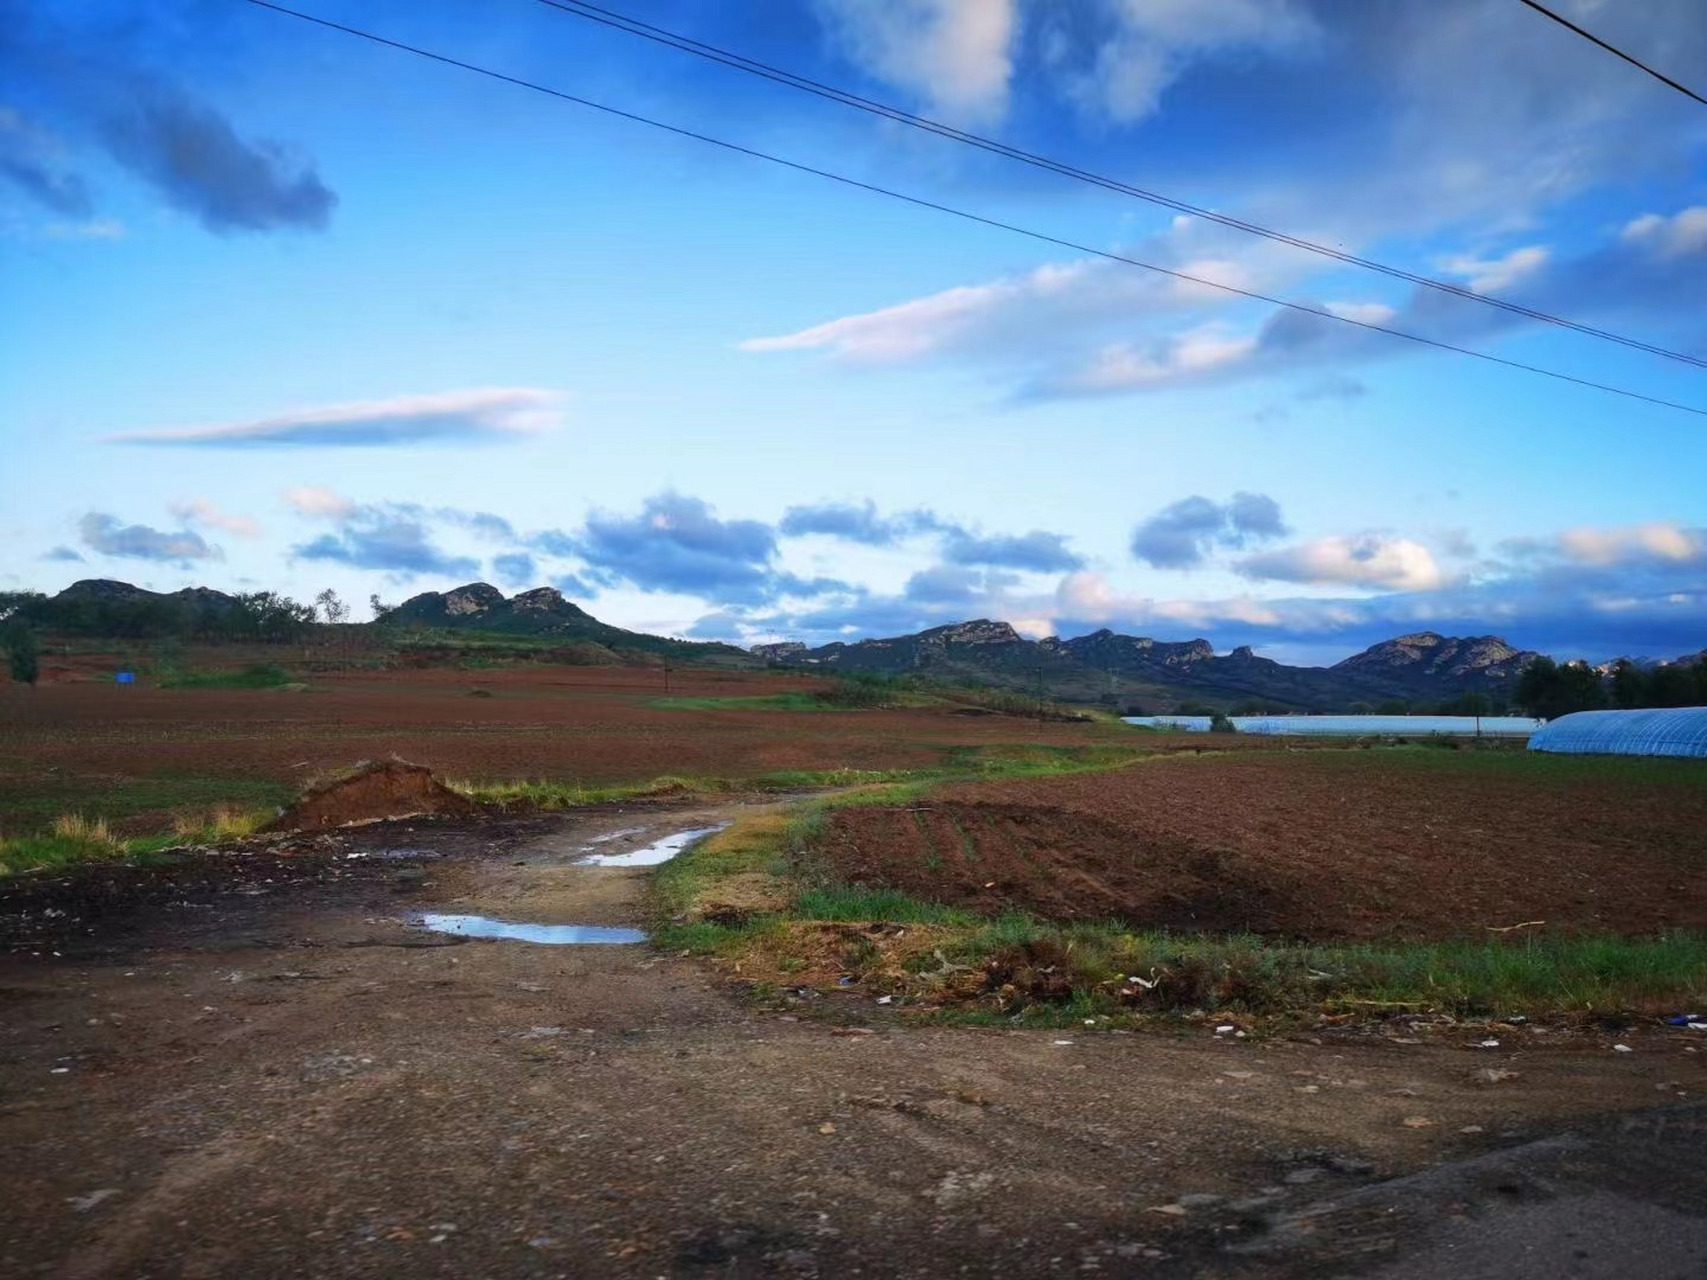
[2,666,1210,833]
[820,751,1707,939]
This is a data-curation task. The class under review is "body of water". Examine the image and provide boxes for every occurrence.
[1122,714,1543,737]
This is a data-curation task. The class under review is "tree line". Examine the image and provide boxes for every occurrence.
[1514,653,1707,720]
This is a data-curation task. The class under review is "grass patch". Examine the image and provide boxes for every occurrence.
[443,746,1143,815]
[159,663,294,690]
[0,814,126,875]
[648,693,835,712]
[0,775,294,837]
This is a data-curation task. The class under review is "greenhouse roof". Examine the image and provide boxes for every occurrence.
[1527,707,1707,758]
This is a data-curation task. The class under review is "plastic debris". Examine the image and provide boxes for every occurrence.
[1214,1025,1236,1035]
[1613,1043,1633,1053]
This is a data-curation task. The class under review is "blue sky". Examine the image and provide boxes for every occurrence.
[4,0,1706,663]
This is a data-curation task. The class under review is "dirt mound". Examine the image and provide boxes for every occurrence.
[268,758,476,832]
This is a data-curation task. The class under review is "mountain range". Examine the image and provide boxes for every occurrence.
[19,579,1543,710]
[751,619,1536,712]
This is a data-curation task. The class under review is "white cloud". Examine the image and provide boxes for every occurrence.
[816,0,1017,123]
[1437,245,1549,294]
[1621,207,1707,258]
[105,388,562,448]
[283,486,358,520]
[1554,523,1707,568]
[1237,534,1447,591]
[1064,329,1256,394]
[169,497,259,538]
[1061,0,1319,125]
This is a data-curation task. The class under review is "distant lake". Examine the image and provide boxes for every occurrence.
[1122,715,1544,738]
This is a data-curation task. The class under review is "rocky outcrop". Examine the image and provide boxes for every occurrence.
[381,582,748,662]
[1333,632,1537,682]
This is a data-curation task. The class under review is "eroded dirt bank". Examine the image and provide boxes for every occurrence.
[2,805,1704,1278]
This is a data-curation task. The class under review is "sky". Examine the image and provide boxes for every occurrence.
[3,0,1706,665]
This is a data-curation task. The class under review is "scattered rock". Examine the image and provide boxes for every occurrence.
[1472,1067,1520,1085]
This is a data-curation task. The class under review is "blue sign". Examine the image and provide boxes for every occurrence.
[115,671,135,685]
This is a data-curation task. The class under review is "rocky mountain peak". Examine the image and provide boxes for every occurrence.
[442,583,504,616]
[926,619,1023,646]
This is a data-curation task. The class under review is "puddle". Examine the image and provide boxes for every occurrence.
[580,824,729,868]
[416,914,646,945]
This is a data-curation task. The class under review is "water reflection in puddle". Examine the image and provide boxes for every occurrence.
[417,914,646,945]
[581,824,729,868]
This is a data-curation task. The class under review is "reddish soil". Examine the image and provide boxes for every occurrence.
[268,758,476,831]
[821,751,1707,940]
[0,666,1282,835]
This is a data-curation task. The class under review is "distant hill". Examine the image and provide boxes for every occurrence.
[378,583,751,662]
[8,580,1543,707]
[753,622,1540,713]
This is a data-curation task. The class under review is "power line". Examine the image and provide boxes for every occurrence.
[242,0,1707,420]
[536,0,1707,372]
[1517,0,1707,107]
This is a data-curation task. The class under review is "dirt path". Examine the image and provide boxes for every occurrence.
[3,805,1705,1277]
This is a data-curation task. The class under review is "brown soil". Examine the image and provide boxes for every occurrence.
[0,667,1298,837]
[820,752,1707,939]
[268,758,477,831]
[3,804,1702,1277]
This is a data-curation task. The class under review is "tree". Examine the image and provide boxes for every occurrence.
[1375,699,1410,716]
[1515,656,1607,720]
[314,588,350,624]
[1609,658,1646,709]
[3,623,39,685]
[369,594,395,622]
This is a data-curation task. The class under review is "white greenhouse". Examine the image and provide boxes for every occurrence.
[1527,707,1707,758]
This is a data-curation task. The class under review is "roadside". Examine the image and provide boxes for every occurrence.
[3,802,1704,1277]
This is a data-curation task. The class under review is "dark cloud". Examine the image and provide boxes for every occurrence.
[108,389,559,448]
[455,511,516,541]
[0,110,92,215]
[40,545,84,563]
[779,500,902,545]
[0,7,335,235]
[100,82,333,233]
[570,493,780,602]
[552,572,597,599]
[777,501,949,546]
[943,529,1083,572]
[293,512,478,579]
[79,512,218,565]
[1131,492,1288,569]
[491,552,537,588]
[904,564,1020,605]
[683,610,749,642]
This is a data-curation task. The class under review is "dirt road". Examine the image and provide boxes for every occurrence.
[3,805,1704,1277]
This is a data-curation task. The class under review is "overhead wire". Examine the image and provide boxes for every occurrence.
[535,0,1707,372]
[240,0,1707,420]
[1517,0,1707,107]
